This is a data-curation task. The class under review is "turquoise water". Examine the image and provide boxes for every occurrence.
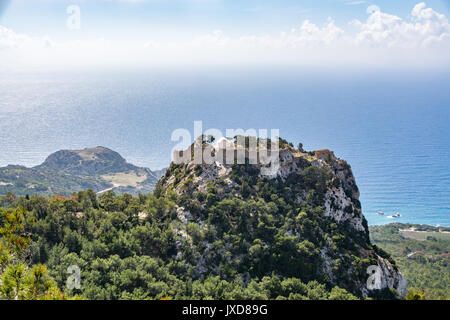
[0,67,449,226]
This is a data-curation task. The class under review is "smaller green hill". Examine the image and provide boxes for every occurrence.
[36,147,137,175]
[0,147,164,197]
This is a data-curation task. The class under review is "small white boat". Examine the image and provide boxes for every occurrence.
[377,211,384,216]
[387,212,402,219]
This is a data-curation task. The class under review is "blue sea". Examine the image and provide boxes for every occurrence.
[0,67,449,226]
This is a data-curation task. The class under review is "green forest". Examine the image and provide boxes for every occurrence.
[370,223,449,300]
[1,190,359,300]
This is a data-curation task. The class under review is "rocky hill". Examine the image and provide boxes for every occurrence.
[35,147,138,175]
[0,147,163,197]
[155,136,407,298]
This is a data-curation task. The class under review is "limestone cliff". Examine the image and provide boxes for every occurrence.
[156,136,407,298]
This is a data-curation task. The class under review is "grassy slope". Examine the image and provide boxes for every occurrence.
[0,166,111,197]
[0,167,158,197]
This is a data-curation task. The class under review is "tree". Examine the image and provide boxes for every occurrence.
[328,286,358,300]
[406,289,426,300]
[1,192,16,207]
[0,207,67,300]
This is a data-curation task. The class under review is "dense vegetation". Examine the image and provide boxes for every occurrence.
[370,223,449,300]
[0,165,110,197]
[0,206,68,299]
[0,190,361,300]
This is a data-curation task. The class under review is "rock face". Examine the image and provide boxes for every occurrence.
[376,256,408,297]
[157,137,407,298]
[36,147,138,175]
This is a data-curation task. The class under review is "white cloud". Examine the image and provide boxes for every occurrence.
[0,2,449,69]
[346,1,366,5]
[0,26,57,50]
[281,18,345,48]
[351,2,450,48]
[0,25,28,49]
[141,2,450,58]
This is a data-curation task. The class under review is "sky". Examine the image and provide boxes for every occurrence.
[0,0,450,69]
